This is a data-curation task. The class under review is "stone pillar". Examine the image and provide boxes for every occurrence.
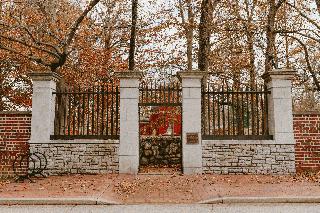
[116,71,142,174]
[178,71,205,174]
[29,72,61,144]
[262,69,296,144]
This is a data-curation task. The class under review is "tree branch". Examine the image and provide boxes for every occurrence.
[276,29,320,43]
[0,43,51,67]
[0,34,61,59]
[286,2,320,31]
[64,0,100,52]
[285,35,320,91]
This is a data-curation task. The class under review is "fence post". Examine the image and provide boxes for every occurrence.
[29,72,61,144]
[262,69,296,144]
[116,71,142,174]
[178,70,205,174]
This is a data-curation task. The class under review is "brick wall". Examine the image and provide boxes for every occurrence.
[294,113,320,172]
[0,112,31,178]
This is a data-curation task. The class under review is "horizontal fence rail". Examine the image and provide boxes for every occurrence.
[139,81,182,106]
[51,84,120,140]
[202,84,272,140]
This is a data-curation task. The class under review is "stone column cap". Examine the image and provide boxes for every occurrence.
[177,70,207,79]
[29,72,61,82]
[115,70,143,79]
[262,69,296,82]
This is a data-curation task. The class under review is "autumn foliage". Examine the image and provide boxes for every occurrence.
[0,0,320,111]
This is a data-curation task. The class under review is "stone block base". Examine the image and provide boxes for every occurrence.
[202,141,295,174]
[140,136,181,166]
[30,140,119,175]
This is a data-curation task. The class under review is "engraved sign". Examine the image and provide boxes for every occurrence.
[186,133,199,144]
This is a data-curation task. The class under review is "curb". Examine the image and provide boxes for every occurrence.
[0,198,119,205]
[199,196,320,204]
[1,196,320,205]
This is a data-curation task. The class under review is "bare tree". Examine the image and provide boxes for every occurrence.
[198,0,220,72]
[177,0,195,71]
[128,0,138,70]
[0,0,101,72]
[264,0,286,73]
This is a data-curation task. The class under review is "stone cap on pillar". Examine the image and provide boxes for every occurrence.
[262,69,296,83]
[29,72,61,82]
[115,70,143,79]
[177,70,207,79]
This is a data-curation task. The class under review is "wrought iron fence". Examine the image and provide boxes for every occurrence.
[51,84,120,140]
[139,80,182,106]
[202,84,272,140]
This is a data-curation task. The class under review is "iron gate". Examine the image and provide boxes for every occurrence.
[138,77,182,171]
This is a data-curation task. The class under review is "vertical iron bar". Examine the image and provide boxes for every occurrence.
[212,85,216,135]
[256,84,260,135]
[201,83,205,135]
[63,88,67,136]
[227,84,230,135]
[232,85,235,135]
[251,87,254,135]
[207,83,211,135]
[91,86,95,135]
[241,87,244,135]
[261,85,265,134]
[87,87,90,135]
[68,87,71,136]
[115,85,119,136]
[111,83,115,136]
[236,87,240,135]
[101,85,105,135]
[96,86,100,135]
[246,86,249,135]
[82,87,85,135]
[217,87,220,135]
[265,85,269,135]
[222,84,225,135]
[77,86,80,136]
[106,85,109,135]
[72,86,76,136]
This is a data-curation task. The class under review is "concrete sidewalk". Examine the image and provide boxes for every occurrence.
[0,174,319,204]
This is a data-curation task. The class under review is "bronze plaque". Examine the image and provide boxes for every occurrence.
[186,133,199,144]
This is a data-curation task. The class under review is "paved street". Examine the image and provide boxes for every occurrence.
[1,204,320,213]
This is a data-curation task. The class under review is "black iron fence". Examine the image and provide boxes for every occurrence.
[202,84,272,140]
[139,80,182,106]
[51,84,120,140]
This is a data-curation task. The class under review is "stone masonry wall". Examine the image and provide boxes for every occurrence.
[0,112,31,178]
[202,141,295,174]
[294,113,320,172]
[30,140,119,175]
[140,136,181,166]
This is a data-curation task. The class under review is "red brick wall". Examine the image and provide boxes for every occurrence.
[294,113,320,172]
[0,112,31,178]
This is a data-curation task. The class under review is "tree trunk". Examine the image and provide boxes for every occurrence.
[247,31,256,89]
[186,0,194,71]
[265,0,276,74]
[198,0,212,72]
[316,0,320,14]
[129,0,138,71]
[265,0,285,73]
